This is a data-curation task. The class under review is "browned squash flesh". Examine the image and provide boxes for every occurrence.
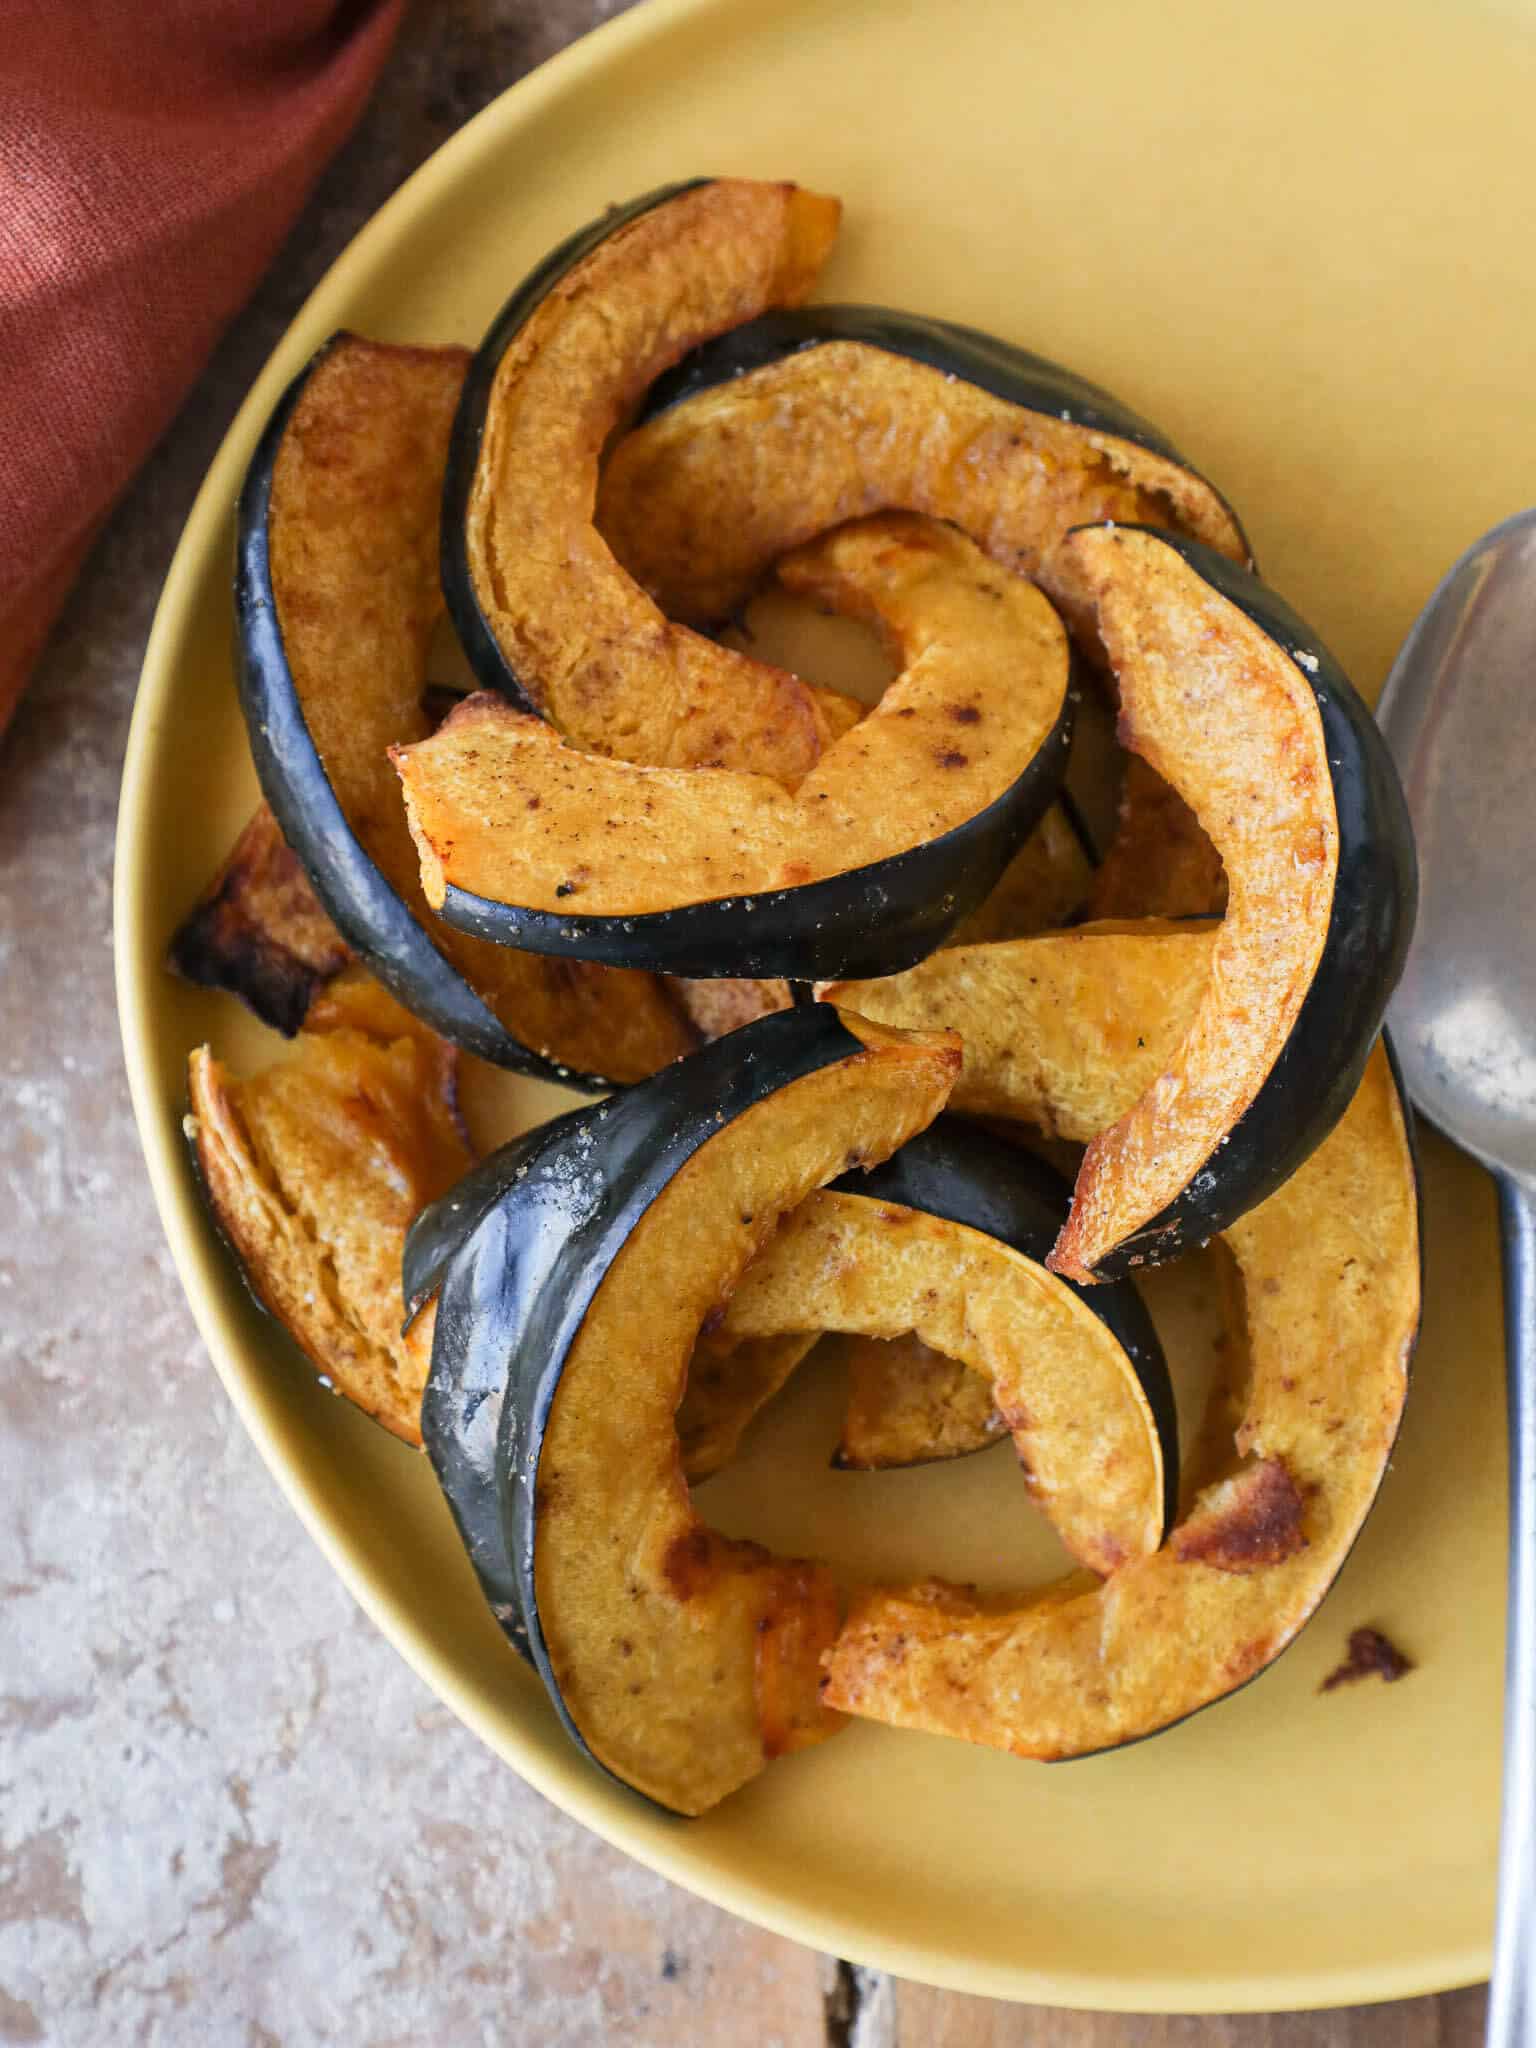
[718,1191,1166,1574]
[1089,755,1228,920]
[394,516,1070,918]
[167,802,351,1036]
[676,1331,819,1483]
[186,970,474,1444]
[835,1333,1003,1469]
[823,1044,1417,1757]
[466,179,844,786]
[272,334,694,1082]
[598,339,1247,633]
[1040,528,1338,1281]
[823,923,1218,1137]
[534,1014,962,1815]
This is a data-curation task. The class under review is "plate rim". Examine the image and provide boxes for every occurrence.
[112,0,1492,2010]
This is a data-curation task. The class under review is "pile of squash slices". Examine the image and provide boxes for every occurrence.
[175,178,1421,1819]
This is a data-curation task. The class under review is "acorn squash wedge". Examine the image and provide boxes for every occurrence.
[236,332,694,1087]
[679,1119,1172,1481]
[1040,527,1414,1280]
[443,178,850,786]
[414,1005,961,1815]
[168,802,350,1036]
[392,515,1075,982]
[598,303,1249,639]
[823,1040,1420,1758]
[828,530,1415,1279]
[185,971,472,1443]
[719,1190,1169,1575]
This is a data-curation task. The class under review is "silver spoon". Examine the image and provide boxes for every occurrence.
[1377,507,1536,2047]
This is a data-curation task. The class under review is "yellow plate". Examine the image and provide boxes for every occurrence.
[116,0,1531,2010]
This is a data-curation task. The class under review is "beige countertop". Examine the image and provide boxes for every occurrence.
[0,4,1490,2041]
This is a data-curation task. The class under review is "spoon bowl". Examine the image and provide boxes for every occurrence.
[1381,507,1536,1177]
[1378,504,1536,2048]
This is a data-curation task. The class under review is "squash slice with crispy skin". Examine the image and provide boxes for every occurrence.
[413,1006,961,1815]
[1038,527,1413,1280]
[834,532,1414,1278]
[186,971,473,1443]
[237,333,694,1086]
[719,1192,1169,1573]
[445,178,848,785]
[393,516,1073,982]
[823,1042,1419,1758]
[598,305,1249,638]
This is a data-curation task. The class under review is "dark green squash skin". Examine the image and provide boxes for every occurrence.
[832,1121,1177,1529]
[432,678,1076,981]
[416,1004,871,1810]
[1065,527,1418,1281]
[632,301,1253,588]
[440,178,709,711]
[234,340,617,1091]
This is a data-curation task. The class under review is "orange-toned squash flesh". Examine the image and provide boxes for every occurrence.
[394,517,1070,918]
[835,1334,1002,1469]
[598,338,1247,632]
[719,1192,1167,1574]
[533,1015,961,1815]
[823,923,1218,1137]
[1041,529,1338,1281]
[186,972,472,1444]
[1088,756,1228,920]
[270,335,694,1082]
[823,1045,1417,1757]
[464,179,843,786]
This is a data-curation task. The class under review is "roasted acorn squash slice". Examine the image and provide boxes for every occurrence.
[168,802,351,1036]
[236,333,693,1087]
[718,1185,1172,1572]
[679,1119,1171,1481]
[598,304,1248,637]
[415,1005,961,1815]
[829,530,1415,1278]
[186,971,472,1443]
[392,515,1074,982]
[1040,527,1414,1279]
[823,1041,1420,1758]
[443,178,850,786]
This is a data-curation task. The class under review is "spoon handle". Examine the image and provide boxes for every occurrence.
[1488,1170,1536,2047]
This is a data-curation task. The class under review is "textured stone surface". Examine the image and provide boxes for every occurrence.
[0,4,1491,2043]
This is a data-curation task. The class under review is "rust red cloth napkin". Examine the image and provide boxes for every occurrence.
[0,0,404,740]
